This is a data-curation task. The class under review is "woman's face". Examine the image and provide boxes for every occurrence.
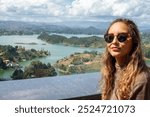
[107,22,133,59]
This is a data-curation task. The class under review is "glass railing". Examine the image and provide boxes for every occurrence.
[0,72,101,100]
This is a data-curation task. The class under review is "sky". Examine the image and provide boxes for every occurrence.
[0,0,150,27]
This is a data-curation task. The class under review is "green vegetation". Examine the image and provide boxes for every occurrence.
[143,47,150,59]
[141,33,150,59]
[0,45,50,70]
[141,33,150,44]
[38,32,150,58]
[11,61,57,80]
[1,31,150,80]
[0,44,52,80]
[54,51,101,75]
[38,32,105,48]
[0,58,7,69]
[11,68,24,80]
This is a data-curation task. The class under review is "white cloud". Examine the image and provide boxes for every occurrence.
[0,0,150,25]
[68,0,98,16]
[67,0,150,17]
[66,0,150,25]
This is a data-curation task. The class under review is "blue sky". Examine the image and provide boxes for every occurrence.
[0,0,150,27]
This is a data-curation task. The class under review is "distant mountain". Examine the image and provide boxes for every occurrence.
[0,20,106,35]
[139,26,150,33]
[53,20,109,28]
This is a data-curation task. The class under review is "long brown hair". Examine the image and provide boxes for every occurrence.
[101,18,148,100]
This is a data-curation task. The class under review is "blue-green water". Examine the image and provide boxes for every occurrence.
[0,34,104,79]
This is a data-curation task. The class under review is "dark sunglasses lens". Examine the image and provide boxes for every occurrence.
[104,34,114,43]
[118,34,128,42]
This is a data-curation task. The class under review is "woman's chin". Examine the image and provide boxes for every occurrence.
[110,52,122,58]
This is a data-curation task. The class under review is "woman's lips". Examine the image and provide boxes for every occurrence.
[111,47,120,51]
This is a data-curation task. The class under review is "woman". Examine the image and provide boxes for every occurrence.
[101,18,150,100]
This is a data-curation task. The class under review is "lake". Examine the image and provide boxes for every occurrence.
[0,34,104,79]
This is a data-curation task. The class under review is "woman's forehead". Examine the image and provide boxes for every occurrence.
[108,22,129,34]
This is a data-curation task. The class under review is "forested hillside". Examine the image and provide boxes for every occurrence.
[38,32,105,48]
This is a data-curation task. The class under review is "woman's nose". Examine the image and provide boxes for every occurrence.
[111,36,118,44]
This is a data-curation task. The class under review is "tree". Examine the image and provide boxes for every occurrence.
[11,68,24,80]
[0,58,7,69]
[24,61,57,78]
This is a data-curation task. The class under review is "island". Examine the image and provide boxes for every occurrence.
[54,51,101,75]
[37,32,105,48]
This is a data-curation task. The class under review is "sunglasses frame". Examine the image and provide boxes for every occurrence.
[104,33,130,43]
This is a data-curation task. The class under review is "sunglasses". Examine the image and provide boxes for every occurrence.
[104,33,130,43]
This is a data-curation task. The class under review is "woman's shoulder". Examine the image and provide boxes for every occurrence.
[130,69,150,100]
[135,69,150,84]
